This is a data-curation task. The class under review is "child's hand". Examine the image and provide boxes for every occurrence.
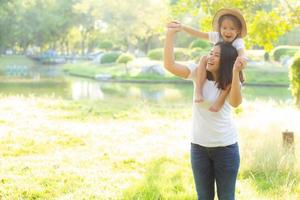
[237,56,247,67]
[199,55,208,65]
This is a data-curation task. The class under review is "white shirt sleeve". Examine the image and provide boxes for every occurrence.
[185,62,198,81]
[232,38,245,50]
[208,32,220,44]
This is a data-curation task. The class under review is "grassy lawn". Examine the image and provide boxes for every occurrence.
[245,62,289,85]
[62,59,290,85]
[62,59,183,82]
[0,95,299,199]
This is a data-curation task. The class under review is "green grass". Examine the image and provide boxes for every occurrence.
[245,63,289,85]
[63,61,126,78]
[62,59,290,85]
[123,156,196,200]
[0,95,299,199]
[62,60,187,82]
[0,55,37,69]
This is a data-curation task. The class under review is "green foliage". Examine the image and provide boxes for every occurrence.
[189,48,209,61]
[289,55,300,104]
[189,39,210,49]
[147,48,163,60]
[172,0,294,51]
[99,41,113,51]
[147,48,189,61]
[117,53,135,64]
[248,11,291,52]
[264,52,270,61]
[272,46,300,61]
[174,48,190,60]
[100,52,121,64]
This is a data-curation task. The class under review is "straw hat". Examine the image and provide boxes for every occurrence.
[212,8,247,38]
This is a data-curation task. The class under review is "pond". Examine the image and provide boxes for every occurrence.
[0,77,293,103]
[0,64,293,103]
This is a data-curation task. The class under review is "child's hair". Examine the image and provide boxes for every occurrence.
[218,14,242,37]
[207,42,244,90]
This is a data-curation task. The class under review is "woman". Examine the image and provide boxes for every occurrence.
[164,24,245,200]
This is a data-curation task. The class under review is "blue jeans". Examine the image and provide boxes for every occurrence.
[191,143,240,200]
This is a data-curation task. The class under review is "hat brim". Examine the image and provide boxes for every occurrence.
[212,8,247,38]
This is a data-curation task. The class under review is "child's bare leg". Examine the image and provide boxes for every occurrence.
[194,56,207,103]
[209,86,230,112]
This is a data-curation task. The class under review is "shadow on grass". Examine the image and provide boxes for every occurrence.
[123,156,196,200]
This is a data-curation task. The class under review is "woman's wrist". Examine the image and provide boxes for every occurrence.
[232,69,239,74]
[232,70,240,80]
[166,30,177,37]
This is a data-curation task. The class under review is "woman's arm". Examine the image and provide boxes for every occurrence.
[164,27,191,78]
[228,57,245,107]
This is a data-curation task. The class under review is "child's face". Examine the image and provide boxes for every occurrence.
[220,19,240,43]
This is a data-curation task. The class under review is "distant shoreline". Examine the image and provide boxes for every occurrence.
[67,73,289,87]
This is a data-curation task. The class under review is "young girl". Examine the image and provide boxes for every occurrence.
[168,8,247,112]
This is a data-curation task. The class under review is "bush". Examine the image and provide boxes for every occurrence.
[117,53,135,64]
[189,48,209,61]
[100,52,121,64]
[174,48,190,60]
[147,48,163,60]
[99,41,113,51]
[189,39,211,49]
[289,54,300,104]
[147,48,190,61]
[272,46,300,61]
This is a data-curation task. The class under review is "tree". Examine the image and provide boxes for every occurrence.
[0,1,19,53]
[97,0,170,53]
[171,0,293,51]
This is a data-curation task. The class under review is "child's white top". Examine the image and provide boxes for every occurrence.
[186,63,238,147]
[208,32,245,50]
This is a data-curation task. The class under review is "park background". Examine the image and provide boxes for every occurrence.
[0,0,300,199]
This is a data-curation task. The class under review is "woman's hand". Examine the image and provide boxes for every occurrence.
[233,56,246,72]
[167,21,181,29]
[166,21,181,34]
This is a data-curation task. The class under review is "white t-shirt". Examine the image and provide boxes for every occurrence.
[208,32,245,50]
[186,63,238,147]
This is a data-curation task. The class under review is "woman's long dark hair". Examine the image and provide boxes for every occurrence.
[207,42,244,90]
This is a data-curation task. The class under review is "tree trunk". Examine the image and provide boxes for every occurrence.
[66,40,70,55]
[143,35,153,55]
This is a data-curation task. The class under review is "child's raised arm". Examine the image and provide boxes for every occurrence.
[167,21,209,41]
[182,24,209,40]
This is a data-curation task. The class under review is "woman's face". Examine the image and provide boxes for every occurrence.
[206,45,221,73]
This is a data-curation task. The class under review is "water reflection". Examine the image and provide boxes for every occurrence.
[71,81,104,100]
[3,65,63,79]
[141,89,164,101]
[68,79,292,103]
[0,73,293,102]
